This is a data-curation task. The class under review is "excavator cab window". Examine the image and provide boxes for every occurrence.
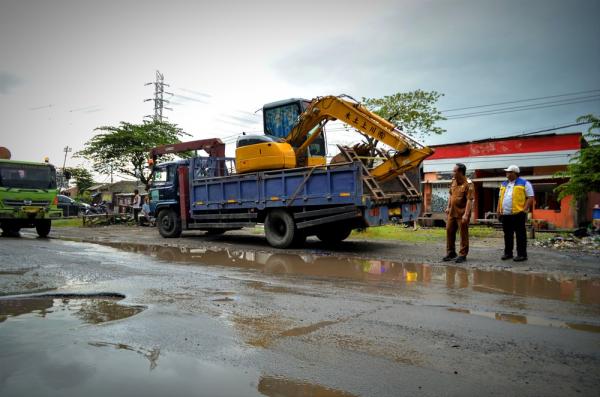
[263,99,326,158]
[263,101,302,138]
[308,133,326,156]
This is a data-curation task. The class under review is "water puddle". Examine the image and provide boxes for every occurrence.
[105,242,600,305]
[0,293,144,324]
[258,375,358,397]
[447,307,600,333]
[0,296,355,397]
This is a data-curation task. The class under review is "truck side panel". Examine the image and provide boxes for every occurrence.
[189,159,363,213]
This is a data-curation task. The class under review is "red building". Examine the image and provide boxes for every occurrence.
[421,132,599,229]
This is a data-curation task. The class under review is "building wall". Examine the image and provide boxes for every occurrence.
[420,133,594,229]
[532,195,575,229]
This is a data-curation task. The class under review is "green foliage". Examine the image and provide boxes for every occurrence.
[76,190,92,204]
[52,218,83,228]
[65,166,94,192]
[555,115,600,200]
[77,120,189,186]
[351,225,499,242]
[362,90,446,138]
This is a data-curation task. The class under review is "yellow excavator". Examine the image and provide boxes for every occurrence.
[235,95,434,183]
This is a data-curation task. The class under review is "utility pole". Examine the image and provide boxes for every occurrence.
[144,70,173,122]
[59,146,72,190]
[62,146,72,170]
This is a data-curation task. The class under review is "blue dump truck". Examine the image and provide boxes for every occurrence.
[148,137,423,249]
[149,96,432,248]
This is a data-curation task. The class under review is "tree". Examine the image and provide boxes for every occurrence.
[555,114,600,200]
[65,166,94,192]
[77,120,189,186]
[362,90,446,139]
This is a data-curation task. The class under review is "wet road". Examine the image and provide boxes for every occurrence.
[1,235,599,396]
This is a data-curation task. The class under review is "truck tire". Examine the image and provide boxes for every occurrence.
[265,209,297,248]
[158,209,182,238]
[316,225,352,244]
[36,220,51,238]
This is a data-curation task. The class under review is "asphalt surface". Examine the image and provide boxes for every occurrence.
[1,229,599,396]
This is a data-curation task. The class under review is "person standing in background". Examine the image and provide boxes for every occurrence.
[498,165,535,262]
[132,189,142,224]
[443,163,474,263]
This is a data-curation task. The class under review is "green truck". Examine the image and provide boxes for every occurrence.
[0,159,62,237]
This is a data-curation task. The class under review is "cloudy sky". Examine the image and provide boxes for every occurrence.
[0,0,598,179]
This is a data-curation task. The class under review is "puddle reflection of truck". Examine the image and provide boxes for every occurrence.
[0,149,63,237]
[149,96,433,248]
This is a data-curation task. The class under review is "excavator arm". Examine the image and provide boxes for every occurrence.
[286,95,434,183]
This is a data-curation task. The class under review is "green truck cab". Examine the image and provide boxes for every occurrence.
[0,159,62,237]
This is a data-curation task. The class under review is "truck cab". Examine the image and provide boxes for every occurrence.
[148,160,185,216]
[0,159,62,236]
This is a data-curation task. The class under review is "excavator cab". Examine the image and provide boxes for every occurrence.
[262,99,327,167]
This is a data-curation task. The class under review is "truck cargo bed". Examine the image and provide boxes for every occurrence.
[189,158,364,214]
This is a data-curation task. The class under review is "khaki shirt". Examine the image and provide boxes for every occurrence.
[448,177,474,218]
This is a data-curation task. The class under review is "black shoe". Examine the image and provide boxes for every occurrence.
[455,256,467,263]
[501,254,513,260]
[513,256,528,262]
[443,253,457,262]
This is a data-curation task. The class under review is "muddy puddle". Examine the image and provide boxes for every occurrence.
[447,307,600,333]
[258,375,357,397]
[0,293,355,397]
[0,293,145,324]
[105,242,600,305]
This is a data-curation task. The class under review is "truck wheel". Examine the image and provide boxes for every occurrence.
[265,209,297,248]
[36,220,51,238]
[158,209,182,238]
[316,225,352,244]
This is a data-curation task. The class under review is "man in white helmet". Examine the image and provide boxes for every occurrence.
[497,165,535,261]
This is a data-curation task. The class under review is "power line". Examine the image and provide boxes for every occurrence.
[490,121,592,139]
[445,96,600,120]
[440,89,600,113]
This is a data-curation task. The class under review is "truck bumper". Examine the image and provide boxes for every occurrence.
[0,207,62,220]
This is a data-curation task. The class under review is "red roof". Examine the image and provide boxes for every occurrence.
[428,133,582,160]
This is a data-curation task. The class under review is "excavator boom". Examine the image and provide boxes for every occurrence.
[286,96,434,183]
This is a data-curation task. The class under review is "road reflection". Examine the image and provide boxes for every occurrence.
[106,242,600,305]
[447,307,600,333]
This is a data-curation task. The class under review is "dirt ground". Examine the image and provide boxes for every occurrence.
[1,226,599,396]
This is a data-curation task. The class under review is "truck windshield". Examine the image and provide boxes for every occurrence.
[152,166,174,185]
[0,162,57,190]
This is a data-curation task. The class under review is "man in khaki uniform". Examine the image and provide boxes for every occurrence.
[443,163,474,263]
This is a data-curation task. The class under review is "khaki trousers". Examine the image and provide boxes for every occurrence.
[446,216,469,257]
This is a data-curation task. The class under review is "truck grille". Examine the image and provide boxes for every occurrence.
[2,199,50,207]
